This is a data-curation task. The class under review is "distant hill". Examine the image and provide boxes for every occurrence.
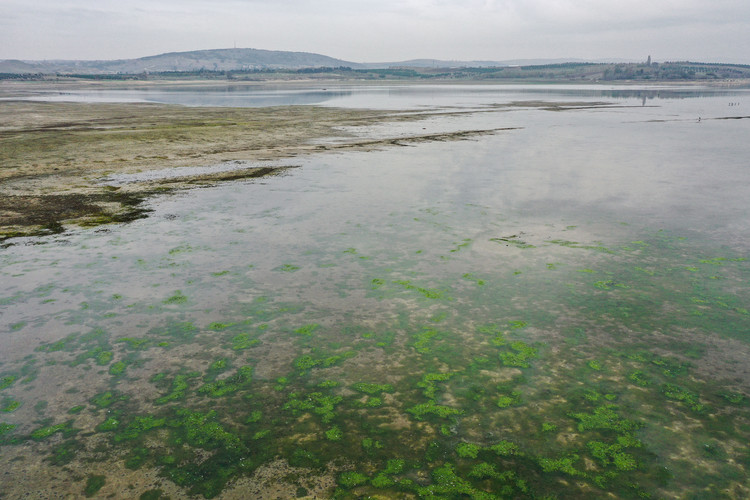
[6,49,596,74]
[0,48,364,74]
[0,59,42,73]
[0,48,646,75]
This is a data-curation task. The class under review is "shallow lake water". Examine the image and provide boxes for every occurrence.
[1,84,750,498]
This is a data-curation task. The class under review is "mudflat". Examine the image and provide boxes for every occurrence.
[0,81,518,240]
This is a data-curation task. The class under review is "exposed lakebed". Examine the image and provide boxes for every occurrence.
[1,83,749,498]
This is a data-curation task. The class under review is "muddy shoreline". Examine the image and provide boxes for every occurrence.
[0,83,529,241]
[1,79,637,241]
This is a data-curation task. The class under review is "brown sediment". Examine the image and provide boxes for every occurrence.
[0,95,525,240]
[0,81,627,240]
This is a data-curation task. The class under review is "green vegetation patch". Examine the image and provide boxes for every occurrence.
[114,415,167,442]
[231,333,259,350]
[84,474,106,497]
[198,366,253,397]
[293,323,320,337]
[155,373,196,405]
[406,400,463,420]
[163,290,188,305]
[394,280,448,300]
[31,421,76,440]
[91,391,128,408]
[109,361,128,376]
[570,404,641,433]
[284,391,342,423]
[499,341,538,368]
[352,382,394,395]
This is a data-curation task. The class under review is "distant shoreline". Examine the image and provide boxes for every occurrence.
[3,60,750,86]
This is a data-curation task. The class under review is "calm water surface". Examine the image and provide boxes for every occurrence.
[1,85,749,498]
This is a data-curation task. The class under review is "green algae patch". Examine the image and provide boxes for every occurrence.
[114,415,167,442]
[109,361,128,376]
[455,442,481,458]
[406,400,463,420]
[116,337,150,350]
[537,455,582,476]
[278,264,300,272]
[0,422,17,438]
[84,474,106,497]
[31,421,76,440]
[231,333,259,350]
[417,372,453,399]
[292,351,355,374]
[412,327,443,354]
[1,400,20,412]
[198,366,253,397]
[570,404,641,433]
[155,373,196,405]
[173,409,244,452]
[91,391,128,408]
[339,471,369,488]
[497,390,522,408]
[394,280,449,300]
[163,291,188,305]
[207,322,233,331]
[0,375,18,391]
[489,440,520,456]
[325,425,343,441]
[284,391,342,424]
[499,341,538,368]
[490,235,536,248]
[97,416,121,432]
[352,382,394,395]
[294,323,320,337]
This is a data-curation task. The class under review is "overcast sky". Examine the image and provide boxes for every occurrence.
[2,0,749,63]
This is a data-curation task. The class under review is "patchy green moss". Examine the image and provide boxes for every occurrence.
[406,400,463,420]
[109,361,127,376]
[116,337,150,350]
[455,442,481,458]
[155,373,196,405]
[198,366,253,397]
[31,421,75,440]
[489,440,519,456]
[97,416,121,432]
[338,471,369,488]
[114,415,167,442]
[394,280,447,300]
[325,425,343,441]
[537,455,582,476]
[588,360,603,371]
[571,404,641,433]
[499,341,538,368]
[662,383,706,412]
[412,327,442,353]
[1,400,20,412]
[294,323,319,337]
[0,422,17,436]
[0,375,18,391]
[91,391,127,408]
[163,291,188,305]
[84,474,106,497]
[497,390,522,408]
[352,382,394,395]
[371,473,395,488]
[284,391,342,423]
[231,333,259,350]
